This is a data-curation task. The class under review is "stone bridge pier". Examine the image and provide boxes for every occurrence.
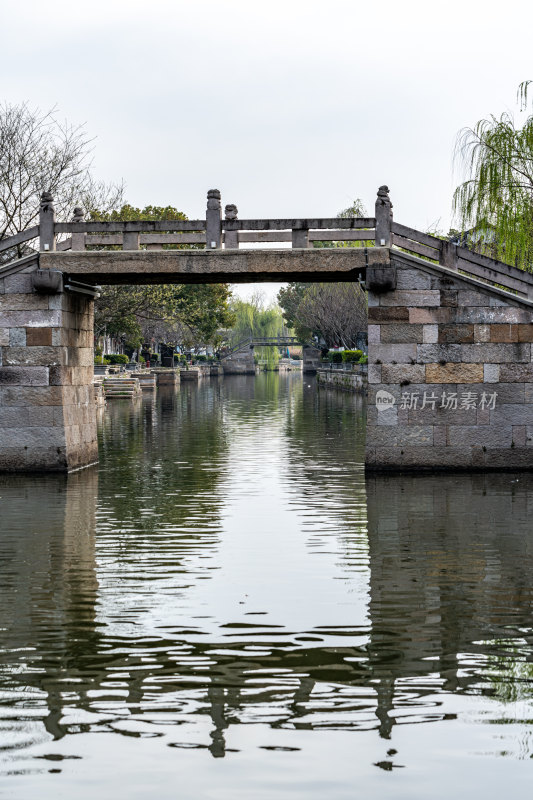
[0,268,97,471]
[366,253,533,470]
[221,345,256,375]
[302,345,321,373]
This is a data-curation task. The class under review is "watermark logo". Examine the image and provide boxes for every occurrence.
[376,390,396,411]
[375,389,498,413]
[399,390,498,410]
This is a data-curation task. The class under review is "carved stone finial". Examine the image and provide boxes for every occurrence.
[72,207,84,222]
[225,204,238,221]
[375,185,393,247]
[207,189,221,210]
[40,191,54,212]
[376,185,392,209]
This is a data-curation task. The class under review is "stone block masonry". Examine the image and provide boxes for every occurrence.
[0,270,97,472]
[221,347,256,375]
[366,252,533,471]
[317,368,366,393]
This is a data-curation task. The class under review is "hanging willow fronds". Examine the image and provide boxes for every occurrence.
[453,81,533,271]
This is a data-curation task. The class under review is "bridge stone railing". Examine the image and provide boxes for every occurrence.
[219,336,321,374]
[222,336,303,358]
[2,185,533,305]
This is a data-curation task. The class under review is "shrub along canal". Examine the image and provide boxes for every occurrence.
[0,372,532,798]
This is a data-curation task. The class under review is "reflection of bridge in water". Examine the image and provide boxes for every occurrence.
[1,461,532,758]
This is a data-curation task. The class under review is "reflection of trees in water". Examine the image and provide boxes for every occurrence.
[0,472,374,753]
[2,388,533,762]
[282,379,368,569]
[97,384,229,536]
[218,371,295,417]
[284,379,366,483]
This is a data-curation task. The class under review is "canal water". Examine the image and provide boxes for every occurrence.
[0,373,532,798]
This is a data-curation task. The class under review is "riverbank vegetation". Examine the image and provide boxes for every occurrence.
[94,276,234,356]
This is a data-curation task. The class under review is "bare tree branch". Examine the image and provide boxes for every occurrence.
[0,102,124,262]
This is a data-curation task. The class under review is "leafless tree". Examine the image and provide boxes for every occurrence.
[0,102,123,260]
[294,282,367,348]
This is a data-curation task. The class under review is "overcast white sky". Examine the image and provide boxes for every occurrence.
[2,0,531,302]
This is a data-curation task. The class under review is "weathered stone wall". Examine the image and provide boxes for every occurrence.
[366,253,533,470]
[302,346,321,374]
[0,269,97,471]
[317,368,366,393]
[222,347,256,375]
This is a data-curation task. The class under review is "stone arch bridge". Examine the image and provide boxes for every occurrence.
[1,186,533,472]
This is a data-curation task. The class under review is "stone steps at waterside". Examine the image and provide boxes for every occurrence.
[102,377,142,399]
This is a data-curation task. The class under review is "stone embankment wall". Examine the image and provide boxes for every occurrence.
[222,348,256,375]
[366,253,533,470]
[317,368,366,393]
[0,270,97,471]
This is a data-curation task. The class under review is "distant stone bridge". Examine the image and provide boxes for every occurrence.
[220,335,321,374]
[1,186,533,472]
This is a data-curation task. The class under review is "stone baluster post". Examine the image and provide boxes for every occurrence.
[123,229,140,250]
[206,189,222,249]
[440,240,458,270]
[292,225,309,248]
[375,185,393,247]
[71,207,86,251]
[224,204,239,249]
[39,192,56,252]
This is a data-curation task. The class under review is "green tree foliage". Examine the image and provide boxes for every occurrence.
[95,283,234,350]
[89,204,192,240]
[230,296,286,369]
[337,199,367,219]
[276,282,313,341]
[171,284,235,345]
[91,204,185,222]
[453,81,533,270]
[313,198,367,250]
[93,205,234,349]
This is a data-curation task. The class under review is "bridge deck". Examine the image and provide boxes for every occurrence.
[38,248,381,285]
